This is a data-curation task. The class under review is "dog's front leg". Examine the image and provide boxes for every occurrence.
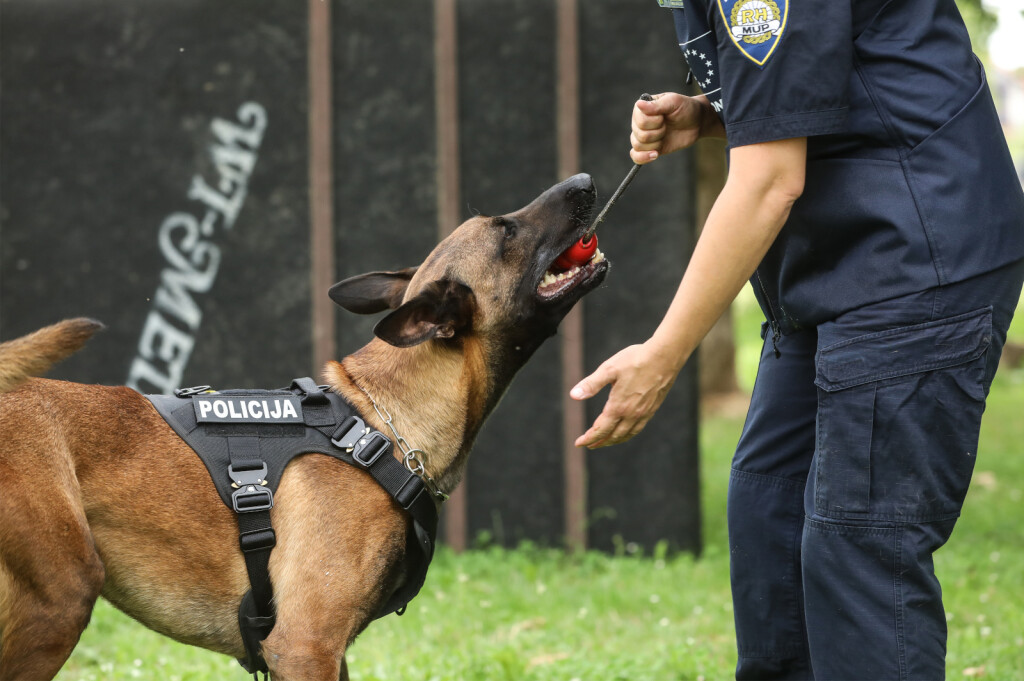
[258,593,366,681]
[259,635,347,681]
[260,459,406,681]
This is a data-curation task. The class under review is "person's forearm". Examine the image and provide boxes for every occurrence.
[648,141,805,369]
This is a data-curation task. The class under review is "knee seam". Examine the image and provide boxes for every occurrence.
[804,516,899,535]
[731,467,806,491]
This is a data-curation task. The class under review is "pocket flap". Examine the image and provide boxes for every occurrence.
[815,307,992,392]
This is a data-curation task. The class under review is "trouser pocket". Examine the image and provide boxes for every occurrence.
[812,307,993,522]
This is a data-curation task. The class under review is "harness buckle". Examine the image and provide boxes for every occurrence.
[352,432,391,468]
[228,462,274,513]
[232,485,274,513]
[331,416,368,450]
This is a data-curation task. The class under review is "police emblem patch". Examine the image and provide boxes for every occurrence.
[717,0,787,67]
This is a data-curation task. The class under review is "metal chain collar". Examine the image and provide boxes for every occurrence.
[354,383,449,502]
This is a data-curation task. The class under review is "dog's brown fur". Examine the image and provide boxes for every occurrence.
[0,174,606,680]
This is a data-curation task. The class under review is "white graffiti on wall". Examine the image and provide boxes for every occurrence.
[126,102,267,394]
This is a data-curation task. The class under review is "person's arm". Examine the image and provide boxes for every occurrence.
[571,135,806,448]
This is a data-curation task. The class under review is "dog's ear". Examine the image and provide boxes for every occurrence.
[373,279,476,348]
[328,268,419,314]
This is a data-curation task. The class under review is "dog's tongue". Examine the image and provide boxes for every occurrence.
[552,235,598,272]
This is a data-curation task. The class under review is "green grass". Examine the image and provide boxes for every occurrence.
[55,294,1024,681]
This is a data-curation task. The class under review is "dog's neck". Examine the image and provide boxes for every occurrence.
[324,336,492,494]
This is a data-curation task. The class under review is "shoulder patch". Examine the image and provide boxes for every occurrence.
[717,0,787,67]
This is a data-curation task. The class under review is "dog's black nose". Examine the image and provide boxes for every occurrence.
[561,173,595,199]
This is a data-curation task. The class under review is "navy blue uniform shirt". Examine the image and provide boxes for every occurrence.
[667,0,1024,333]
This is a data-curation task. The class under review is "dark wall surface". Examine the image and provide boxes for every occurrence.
[580,1,701,553]
[1,0,700,553]
[332,0,440,353]
[457,0,567,547]
[1,0,311,391]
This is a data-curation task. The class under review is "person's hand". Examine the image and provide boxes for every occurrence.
[570,341,681,448]
[630,93,709,164]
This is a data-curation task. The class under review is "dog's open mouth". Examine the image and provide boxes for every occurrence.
[536,247,608,301]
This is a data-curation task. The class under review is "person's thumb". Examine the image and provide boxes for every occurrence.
[571,363,615,400]
[637,94,675,116]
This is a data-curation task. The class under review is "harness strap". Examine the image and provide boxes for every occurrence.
[323,419,438,614]
[237,511,276,618]
[237,510,276,676]
[238,591,274,679]
[353,444,438,558]
[225,435,277,676]
[290,378,335,427]
[362,457,437,613]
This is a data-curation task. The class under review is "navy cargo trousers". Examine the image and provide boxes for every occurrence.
[728,259,1024,680]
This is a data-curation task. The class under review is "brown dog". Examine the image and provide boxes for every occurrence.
[0,174,607,681]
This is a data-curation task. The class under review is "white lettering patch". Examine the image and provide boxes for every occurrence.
[194,395,304,423]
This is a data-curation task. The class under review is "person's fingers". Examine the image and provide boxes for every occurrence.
[575,410,619,448]
[630,130,661,165]
[630,147,659,164]
[630,131,663,153]
[592,404,647,448]
[580,379,638,448]
[572,343,672,447]
[570,362,616,400]
[624,415,654,443]
[632,126,665,146]
[633,99,666,131]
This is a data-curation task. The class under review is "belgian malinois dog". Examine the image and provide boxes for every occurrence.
[0,174,608,680]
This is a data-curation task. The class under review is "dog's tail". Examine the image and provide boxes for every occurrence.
[0,318,104,393]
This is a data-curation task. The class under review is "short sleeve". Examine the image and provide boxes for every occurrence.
[712,0,852,148]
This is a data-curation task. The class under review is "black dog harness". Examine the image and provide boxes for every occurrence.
[147,378,439,677]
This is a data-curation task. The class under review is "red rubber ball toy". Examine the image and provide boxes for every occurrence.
[553,235,598,271]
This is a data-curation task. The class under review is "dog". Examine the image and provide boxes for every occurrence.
[0,173,608,681]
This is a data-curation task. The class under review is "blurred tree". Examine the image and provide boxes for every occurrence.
[957,0,999,60]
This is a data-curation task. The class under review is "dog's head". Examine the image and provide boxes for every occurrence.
[329,173,609,367]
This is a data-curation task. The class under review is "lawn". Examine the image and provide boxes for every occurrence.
[55,294,1024,680]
